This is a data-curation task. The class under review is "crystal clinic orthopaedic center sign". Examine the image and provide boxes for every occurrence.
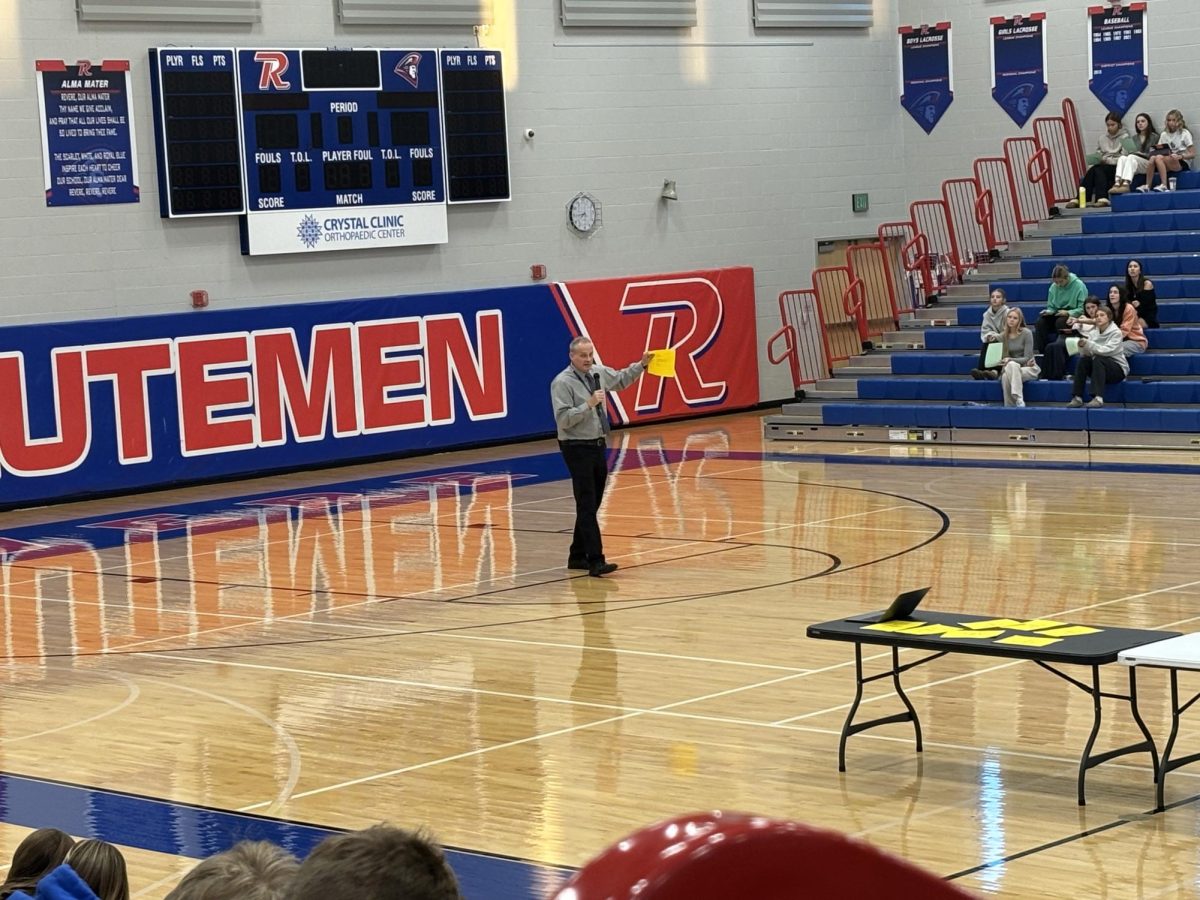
[35,59,139,206]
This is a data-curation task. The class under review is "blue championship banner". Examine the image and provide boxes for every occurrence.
[991,12,1047,128]
[899,23,953,135]
[35,59,139,206]
[1088,3,1147,116]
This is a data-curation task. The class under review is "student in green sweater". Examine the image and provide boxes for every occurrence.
[1033,264,1088,353]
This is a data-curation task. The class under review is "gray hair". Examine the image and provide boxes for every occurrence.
[165,842,299,900]
[569,336,593,353]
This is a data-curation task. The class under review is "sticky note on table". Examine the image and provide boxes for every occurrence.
[997,635,1062,648]
[941,628,1005,639]
[647,349,676,378]
[1004,619,1067,632]
[1038,625,1101,637]
[862,620,923,633]
[960,619,1027,630]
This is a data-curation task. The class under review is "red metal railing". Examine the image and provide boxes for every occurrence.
[812,265,868,363]
[911,198,965,279]
[974,156,1023,243]
[767,289,830,390]
[1033,114,1078,203]
[1061,97,1086,184]
[847,242,901,332]
[1004,136,1049,228]
[943,177,991,267]
[878,220,931,315]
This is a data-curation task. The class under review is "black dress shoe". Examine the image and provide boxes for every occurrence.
[567,557,589,570]
[588,562,618,577]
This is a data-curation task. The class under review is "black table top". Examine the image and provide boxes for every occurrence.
[807,610,1180,666]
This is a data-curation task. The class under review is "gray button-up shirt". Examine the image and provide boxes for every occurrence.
[551,361,646,440]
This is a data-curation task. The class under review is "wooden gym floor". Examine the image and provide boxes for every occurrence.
[2,410,1200,898]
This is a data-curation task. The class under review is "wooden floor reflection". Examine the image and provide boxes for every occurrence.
[4,413,1200,897]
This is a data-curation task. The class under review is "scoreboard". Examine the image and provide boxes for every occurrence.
[148,46,510,256]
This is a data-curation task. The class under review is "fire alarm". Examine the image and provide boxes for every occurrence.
[190,290,209,309]
[530,264,547,281]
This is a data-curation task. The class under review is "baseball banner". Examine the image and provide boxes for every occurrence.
[1088,3,1147,116]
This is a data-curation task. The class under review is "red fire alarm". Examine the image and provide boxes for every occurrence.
[530,264,547,281]
[190,290,209,309]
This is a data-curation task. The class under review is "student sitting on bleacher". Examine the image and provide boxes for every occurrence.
[1068,112,1135,207]
[1041,296,1101,381]
[994,309,1040,408]
[1067,306,1128,408]
[1142,109,1195,192]
[1125,258,1158,328]
[1034,264,1087,353]
[969,288,1010,379]
[1107,283,1148,358]
[1111,112,1158,194]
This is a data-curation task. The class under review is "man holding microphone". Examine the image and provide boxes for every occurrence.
[550,337,654,577]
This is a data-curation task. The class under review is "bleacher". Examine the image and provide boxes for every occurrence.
[765,111,1200,450]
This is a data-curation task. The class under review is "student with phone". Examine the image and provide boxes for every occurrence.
[1041,296,1102,381]
[1067,307,1128,408]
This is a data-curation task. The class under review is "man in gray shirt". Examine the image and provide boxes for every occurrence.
[550,336,654,577]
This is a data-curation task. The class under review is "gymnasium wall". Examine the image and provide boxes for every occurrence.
[0,0,906,404]
[896,0,1200,202]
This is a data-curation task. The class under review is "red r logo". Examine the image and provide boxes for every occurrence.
[255,51,291,90]
[77,60,93,77]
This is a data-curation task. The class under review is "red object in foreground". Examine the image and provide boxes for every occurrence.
[552,811,977,900]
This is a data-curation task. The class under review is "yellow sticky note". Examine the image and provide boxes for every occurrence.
[1038,625,1101,637]
[1005,619,1067,632]
[997,635,1062,648]
[647,349,676,378]
[862,620,923,633]
[960,619,1026,630]
[902,624,955,636]
[942,628,1005,639]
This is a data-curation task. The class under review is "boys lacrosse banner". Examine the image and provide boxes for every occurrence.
[899,22,953,135]
[1088,3,1147,116]
[991,13,1047,128]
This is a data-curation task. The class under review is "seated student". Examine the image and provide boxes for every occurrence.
[13,841,130,900]
[1068,112,1135,207]
[969,288,1010,379]
[291,825,462,900]
[165,841,298,900]
[0,830,75,900]
[1034,264,1088,353]
[1125,258,1159,328]
[1107,283,1148,357]
[1111,112,1158,193]
[6,840,127,900]
[993,309,1040,407]
[1067,306,1128,407]
[1041,296,1102,381]
[1141,108,1195,192]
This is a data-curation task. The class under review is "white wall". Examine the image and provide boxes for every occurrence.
[896,0,1199,203]
[0,0,906,402]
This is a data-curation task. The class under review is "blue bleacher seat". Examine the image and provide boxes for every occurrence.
[821,404,951,428]
[891,354,1200,377]
[949,407,1087,429]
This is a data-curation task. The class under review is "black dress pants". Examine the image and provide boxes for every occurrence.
[1081,163,1117,201]
[1073,355,1126,399]
[561,439,609,563]
[1034,313,1067,353]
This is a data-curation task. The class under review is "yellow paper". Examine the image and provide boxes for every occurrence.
[646,349,676,378]
[862,620,923,633]
[997,635,1062,648]
[960,618,1027,630]
[901,624,955,636]
[941,628,1005,639]
[1004,619,1067,632]
[1038,625,1102,637]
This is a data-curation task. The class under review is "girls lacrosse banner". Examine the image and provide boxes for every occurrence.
[991,13,1047,128]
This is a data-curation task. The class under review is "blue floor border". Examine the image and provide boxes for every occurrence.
[0,772,571,898]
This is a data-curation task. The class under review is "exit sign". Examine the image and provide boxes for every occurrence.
[852,193,869,213]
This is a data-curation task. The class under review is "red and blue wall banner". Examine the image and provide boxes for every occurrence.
[899,22,953,135]
[1088,3,1147,116]
[35,59,140,207]
[991,13,1047,128]
[0,267,757,508]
